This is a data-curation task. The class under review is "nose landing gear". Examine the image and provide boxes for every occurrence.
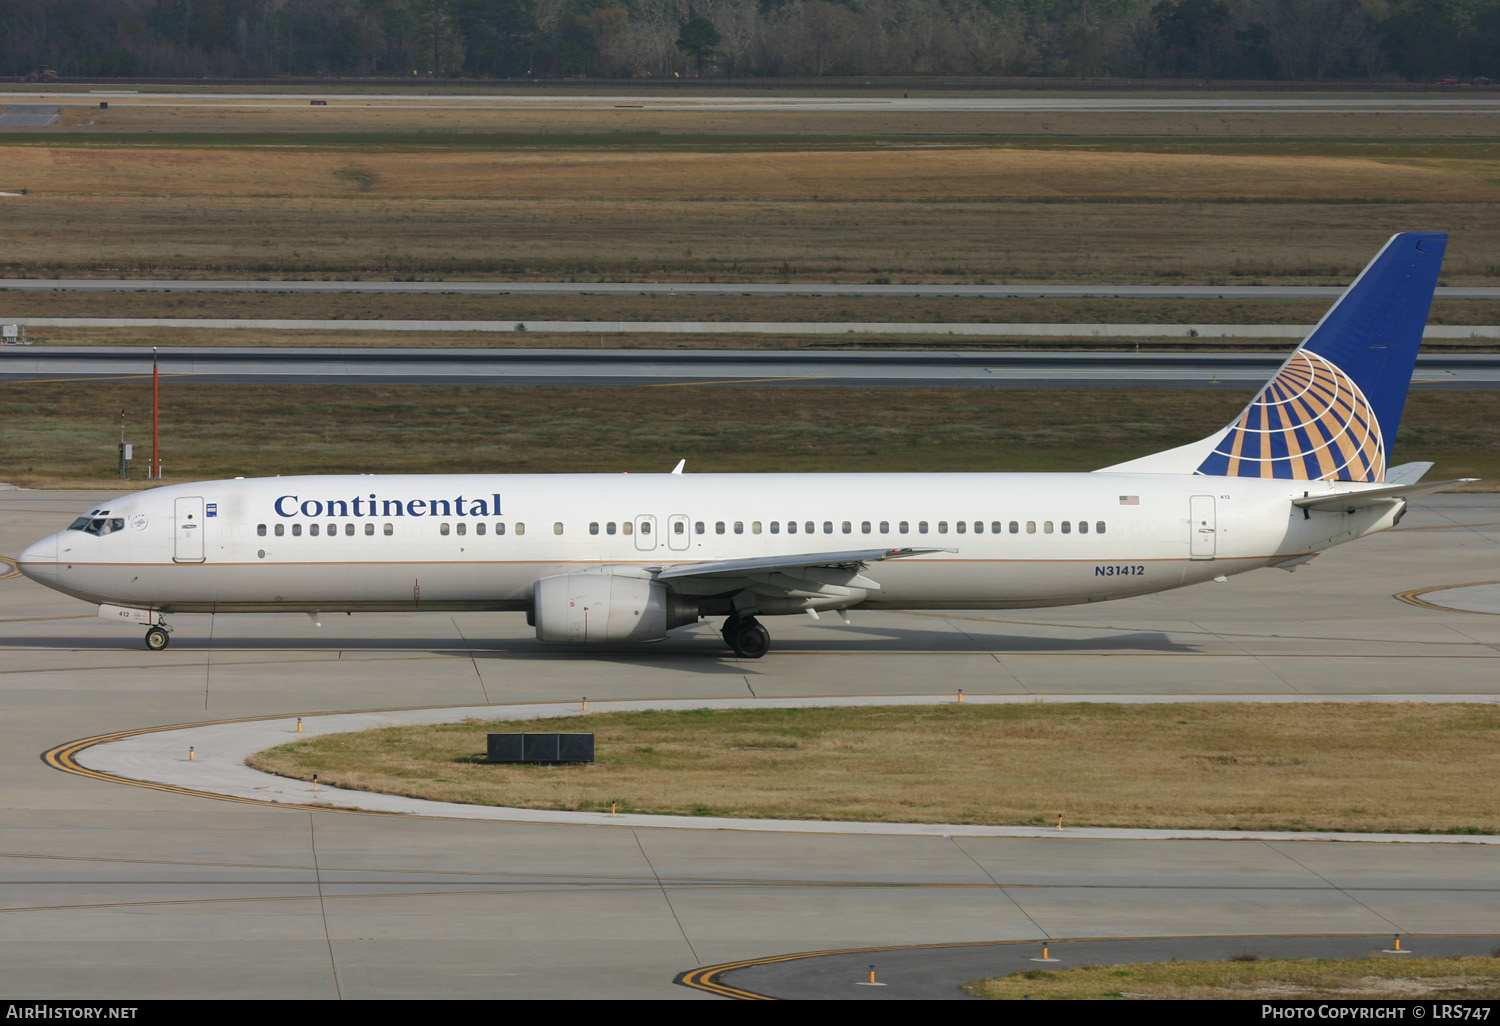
[722,615,770,659]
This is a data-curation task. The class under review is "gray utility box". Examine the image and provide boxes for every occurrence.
[488,732,594,764]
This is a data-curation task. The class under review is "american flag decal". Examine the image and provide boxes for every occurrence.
[1119,495,1140,505]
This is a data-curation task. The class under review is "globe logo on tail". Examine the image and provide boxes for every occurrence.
[1195,350,1384,482]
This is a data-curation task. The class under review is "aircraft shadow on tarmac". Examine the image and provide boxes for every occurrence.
[5,624,1195,657]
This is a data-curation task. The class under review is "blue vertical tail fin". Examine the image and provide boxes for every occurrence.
[1101,232,1447,482]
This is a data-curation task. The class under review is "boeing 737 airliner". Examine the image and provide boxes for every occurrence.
[18,233,1472,657]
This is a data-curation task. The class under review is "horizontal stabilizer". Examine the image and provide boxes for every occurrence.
[1292,478,1477,513]
[1383,461,1434,486]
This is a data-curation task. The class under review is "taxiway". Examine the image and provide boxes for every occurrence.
[1,487,1496,999]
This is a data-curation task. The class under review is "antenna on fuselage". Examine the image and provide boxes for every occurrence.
[671,459,685,474]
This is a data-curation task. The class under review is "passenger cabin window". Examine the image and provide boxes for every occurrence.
[494,523,505,535]
[554,522,564,535]
[919,521,929,534]
[607,522,617,535]
[842,522,851,534]
[880,521,889,533]
[1078,521,1088,534]
[1061,521,1071,534]
[956,522,966,534]
[292,524,302,537]
[475,523,485,536]
[734,522,744,534]
[257,524,267,537]
[456,523,466,537]
[787,521,797,534]
[1096,521,1107,534]
[275,524,285,537]
[771,522,781,534]
[716,522,726,535]
[365,523,374,536]
[1044,521,1054,534]
[385,523,394,536]
[695,521,704,534]
[440,524,450,536]
[515,523,526,536]
[309,524,319,537]
[590,522,600,535]
[899,521,909,534]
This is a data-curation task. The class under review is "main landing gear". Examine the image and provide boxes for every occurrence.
[722,615,770,659]
[144,623,172,651]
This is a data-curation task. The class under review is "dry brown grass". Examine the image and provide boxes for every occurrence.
[964,957,1500,1000]
[8,145,1499,202]
[246,704,1500,833]
[2,193,1496,283]
[1,144,1498,282]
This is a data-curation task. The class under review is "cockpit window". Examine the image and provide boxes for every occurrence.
[68,517,124,536]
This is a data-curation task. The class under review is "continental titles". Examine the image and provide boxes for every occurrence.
[274,493,502,519]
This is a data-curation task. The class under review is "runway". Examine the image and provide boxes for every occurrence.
[6,346,1499,390]
[1,487,1496,999]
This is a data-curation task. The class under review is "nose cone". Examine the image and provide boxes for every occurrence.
[18,533,58,581]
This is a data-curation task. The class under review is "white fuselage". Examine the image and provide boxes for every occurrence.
[19,472,1401,616]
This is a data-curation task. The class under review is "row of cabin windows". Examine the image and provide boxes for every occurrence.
[589,520,1108,536]
[257,522,529,538]
[255,518,1107,539]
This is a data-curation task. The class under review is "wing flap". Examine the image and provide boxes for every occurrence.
[654,546,950,582]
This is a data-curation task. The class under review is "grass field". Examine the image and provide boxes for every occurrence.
[963,956,1500,1000]
[245,703,1500,834]
[1,143,1497,282]
[1,92,1492,488]
[1,382,1493,489]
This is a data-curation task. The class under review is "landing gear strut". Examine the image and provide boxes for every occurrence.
[722,615,770,659]
[144,623,172,651]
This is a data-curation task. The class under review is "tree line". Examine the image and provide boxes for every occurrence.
[1,0,1495,83]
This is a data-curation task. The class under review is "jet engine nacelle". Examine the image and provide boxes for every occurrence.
[532,574,698,644]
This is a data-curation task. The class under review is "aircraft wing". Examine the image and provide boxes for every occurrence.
[651,546,952,602]
[1292,478,1477,513]
[653,546,950,583]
